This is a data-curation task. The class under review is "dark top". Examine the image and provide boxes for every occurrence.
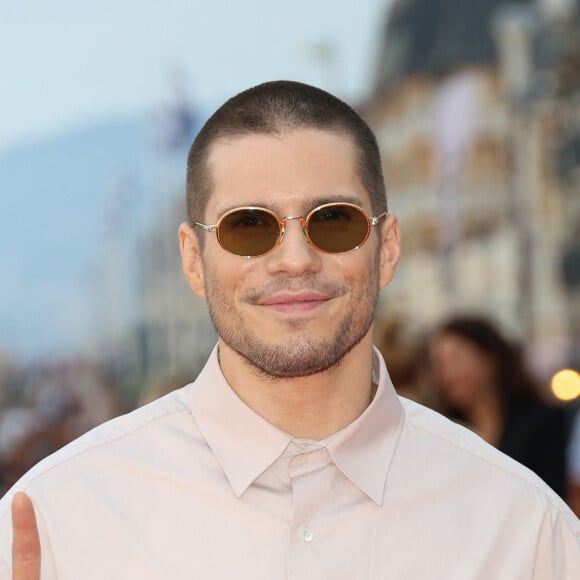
[499,401,572,498]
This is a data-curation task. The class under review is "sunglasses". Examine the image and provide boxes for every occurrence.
[193,202,387,258]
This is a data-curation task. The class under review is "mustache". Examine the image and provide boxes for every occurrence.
[242,276,348,303]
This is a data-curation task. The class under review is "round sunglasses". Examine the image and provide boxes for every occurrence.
[193,202,387,258]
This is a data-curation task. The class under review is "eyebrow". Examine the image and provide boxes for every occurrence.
[213,193,368,219]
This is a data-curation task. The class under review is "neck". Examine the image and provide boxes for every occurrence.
[218,331,376,440]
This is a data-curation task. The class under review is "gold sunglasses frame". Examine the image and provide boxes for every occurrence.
[193,202,387,258]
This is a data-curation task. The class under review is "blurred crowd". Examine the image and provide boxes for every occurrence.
[1,314,579,517]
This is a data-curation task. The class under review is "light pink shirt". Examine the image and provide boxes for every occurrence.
[0,346,578,579]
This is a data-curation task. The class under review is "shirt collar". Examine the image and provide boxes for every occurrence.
[189,345,405,504]
[324,348,405,505]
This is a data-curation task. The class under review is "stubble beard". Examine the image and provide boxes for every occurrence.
[204,265,380,379]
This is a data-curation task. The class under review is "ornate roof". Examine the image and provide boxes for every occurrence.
[374,0,533,91]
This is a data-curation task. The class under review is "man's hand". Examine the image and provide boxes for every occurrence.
[11,492,40,580]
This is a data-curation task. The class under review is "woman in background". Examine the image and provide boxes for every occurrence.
[429,315,574,503]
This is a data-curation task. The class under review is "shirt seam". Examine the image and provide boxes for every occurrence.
[531,511,543,579]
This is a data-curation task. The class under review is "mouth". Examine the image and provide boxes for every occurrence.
[256,291,333,314]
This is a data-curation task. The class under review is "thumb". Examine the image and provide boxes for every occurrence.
[11,492,40,580]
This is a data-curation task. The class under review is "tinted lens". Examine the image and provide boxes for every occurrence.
[217,208,280,256]
[307,204,370,253]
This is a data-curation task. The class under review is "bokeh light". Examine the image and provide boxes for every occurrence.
[550,369,580,402]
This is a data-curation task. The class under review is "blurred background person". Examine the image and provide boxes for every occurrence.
[428,314,575,505]
[376,318,434,406]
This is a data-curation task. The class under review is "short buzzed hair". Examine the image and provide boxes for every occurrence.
[185,80,387,224]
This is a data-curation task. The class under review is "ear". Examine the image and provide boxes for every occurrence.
[179,223,206,299]
[378,214,401,289]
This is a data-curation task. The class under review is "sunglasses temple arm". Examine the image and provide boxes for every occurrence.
[193,222,218,232]
[370,212,388,226]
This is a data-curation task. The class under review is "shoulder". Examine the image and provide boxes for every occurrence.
[397,397,574,515]
[0,384,197,510]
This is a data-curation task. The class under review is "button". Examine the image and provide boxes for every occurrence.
[303,522,313,542]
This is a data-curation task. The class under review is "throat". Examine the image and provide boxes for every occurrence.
[258,377,377,440]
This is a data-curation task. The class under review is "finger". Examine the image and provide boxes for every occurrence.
[11,492,40,580]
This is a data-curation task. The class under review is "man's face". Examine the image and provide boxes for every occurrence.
[180,128,399,378]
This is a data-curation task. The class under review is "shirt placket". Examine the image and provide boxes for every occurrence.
[287,444,333,579]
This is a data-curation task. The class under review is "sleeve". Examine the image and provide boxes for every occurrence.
[532,506,580,579]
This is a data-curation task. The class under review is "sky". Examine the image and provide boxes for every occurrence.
[1,0,392,152]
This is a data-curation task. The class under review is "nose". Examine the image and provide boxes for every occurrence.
[264,217,322,276]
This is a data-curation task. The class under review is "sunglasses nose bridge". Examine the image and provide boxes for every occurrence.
[283,215,310,243]
[277,217,288,245]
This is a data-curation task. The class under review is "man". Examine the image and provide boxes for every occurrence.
[1,81,578,579]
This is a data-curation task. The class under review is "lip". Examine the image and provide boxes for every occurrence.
[257,291,333,314]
